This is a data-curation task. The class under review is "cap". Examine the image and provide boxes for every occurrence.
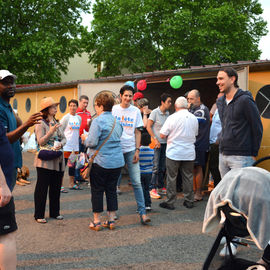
[0,70,17,81]
[40,97,59,111]
[133,92,144,101]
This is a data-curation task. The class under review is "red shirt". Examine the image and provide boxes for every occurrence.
[76,107,91,135]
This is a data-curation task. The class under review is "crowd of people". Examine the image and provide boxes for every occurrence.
[0,66,269,269]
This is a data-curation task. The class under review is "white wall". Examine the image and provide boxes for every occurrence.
[238,67,249,90]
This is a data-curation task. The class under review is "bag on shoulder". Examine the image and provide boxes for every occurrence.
[80,159,93,180]
[37,144,62,161]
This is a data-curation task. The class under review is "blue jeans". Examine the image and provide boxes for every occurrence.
[150,143,166,190]
[219,154,255,178]
[122,150,146,215]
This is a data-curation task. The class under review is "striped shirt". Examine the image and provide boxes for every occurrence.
[139,146,154,174]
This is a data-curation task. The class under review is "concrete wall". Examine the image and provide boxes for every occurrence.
[60,53,97,82]
[10,87,77,133]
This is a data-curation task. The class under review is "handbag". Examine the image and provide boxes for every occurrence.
[67,151,77,168]
[38,147,62,161]
[80,119,116,180]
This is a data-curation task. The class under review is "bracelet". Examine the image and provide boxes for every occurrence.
[135,148,140,151]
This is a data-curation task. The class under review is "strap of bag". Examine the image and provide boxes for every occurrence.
[89,118,116,162]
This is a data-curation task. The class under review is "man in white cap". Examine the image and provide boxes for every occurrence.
[0,70,42,190]
[0,70,42,269]
[159,97,198,210]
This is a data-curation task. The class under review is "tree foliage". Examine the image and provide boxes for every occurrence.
[83,0,268,77]
[0,0,90,83]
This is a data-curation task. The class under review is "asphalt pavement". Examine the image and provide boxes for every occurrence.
[12,152,262,270]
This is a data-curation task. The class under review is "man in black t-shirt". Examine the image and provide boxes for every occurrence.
[187,89,210,201]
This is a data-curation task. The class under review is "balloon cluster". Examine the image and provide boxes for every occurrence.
[124,75,183,91]
[125,80,147,91]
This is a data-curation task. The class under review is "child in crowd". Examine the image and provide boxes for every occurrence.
[139,133,154,211]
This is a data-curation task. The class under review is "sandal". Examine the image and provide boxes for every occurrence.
[69,184,82,190]
[140,215,151,225]
[61,187,68,193]
[102,220,115,230]
[36,218,47,224]
[89,221,102,231]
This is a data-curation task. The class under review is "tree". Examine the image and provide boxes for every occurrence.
[0,0,90,84]
[83,0,268,77]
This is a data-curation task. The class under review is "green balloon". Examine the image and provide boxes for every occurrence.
[170,75,183,89]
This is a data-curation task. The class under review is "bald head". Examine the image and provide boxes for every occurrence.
[187,89,201,107]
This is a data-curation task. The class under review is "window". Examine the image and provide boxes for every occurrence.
[13,99,18,110]
[59,96,67,113]
[25,98,31,112]
[255,85,270,119]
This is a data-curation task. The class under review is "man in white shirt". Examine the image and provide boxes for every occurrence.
[60,99,82,190]
[112,85,151,225]
[159,97,198,210]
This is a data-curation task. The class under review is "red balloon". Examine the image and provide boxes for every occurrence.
[137,80,147,91]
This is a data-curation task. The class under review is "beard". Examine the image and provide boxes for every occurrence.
[2,87,15,99]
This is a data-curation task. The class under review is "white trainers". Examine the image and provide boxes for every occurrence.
[219,243,237,257]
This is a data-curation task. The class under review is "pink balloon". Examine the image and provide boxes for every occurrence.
[137,80,147,91]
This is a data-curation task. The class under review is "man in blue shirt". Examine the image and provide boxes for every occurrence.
[0,70,42,190]
[0,120,16,269]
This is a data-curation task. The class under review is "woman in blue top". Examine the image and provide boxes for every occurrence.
[85,93,124,231]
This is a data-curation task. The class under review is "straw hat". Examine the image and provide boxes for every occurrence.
[40,97,59,111]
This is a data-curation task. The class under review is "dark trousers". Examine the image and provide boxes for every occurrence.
[150,143,166,189]
[141,174,152,207]
[90,163,121,213]
[209,143,221,187]
[34,167,63,219]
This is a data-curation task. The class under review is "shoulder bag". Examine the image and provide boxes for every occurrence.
[81,118,116,180]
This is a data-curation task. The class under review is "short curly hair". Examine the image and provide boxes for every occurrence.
[95,92,115,112]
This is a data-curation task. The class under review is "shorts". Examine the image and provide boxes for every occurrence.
[195,150,206,167]
[0,197,17,236]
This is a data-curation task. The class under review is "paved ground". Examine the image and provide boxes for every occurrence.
[12,152,262,270]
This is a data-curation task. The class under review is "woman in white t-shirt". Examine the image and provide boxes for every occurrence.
[60,99,82,190]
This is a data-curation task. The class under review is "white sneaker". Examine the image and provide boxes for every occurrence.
[219,243,237,257]
[220,237,226,245]
[220,237,241,245]
[116,186,121,195]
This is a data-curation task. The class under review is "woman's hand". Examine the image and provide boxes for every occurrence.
[49,123,61,134]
